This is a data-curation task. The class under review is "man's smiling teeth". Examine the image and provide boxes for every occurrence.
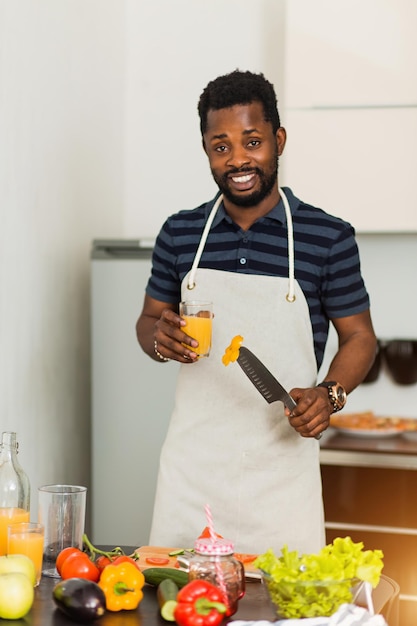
[232,173,253,183]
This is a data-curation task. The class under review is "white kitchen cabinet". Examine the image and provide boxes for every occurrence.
[284,0,417,108]
[281,107,417,231]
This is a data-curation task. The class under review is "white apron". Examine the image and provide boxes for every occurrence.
[149,190,325,555]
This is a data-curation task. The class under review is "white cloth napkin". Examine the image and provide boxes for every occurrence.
[232,603,388,626]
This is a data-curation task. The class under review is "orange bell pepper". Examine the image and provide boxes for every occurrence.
[222,335,244,366]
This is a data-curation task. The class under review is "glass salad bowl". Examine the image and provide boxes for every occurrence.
[262,572,362,619]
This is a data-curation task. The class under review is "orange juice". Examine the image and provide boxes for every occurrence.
[8,525,44,585]
[0,508,29,555]
[183,315,212,357]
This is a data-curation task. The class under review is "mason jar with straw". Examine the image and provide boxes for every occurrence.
[188,504,245,616]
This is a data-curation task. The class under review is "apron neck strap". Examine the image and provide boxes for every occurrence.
[187,194,223,290]
[186,189,295,301]
[279,187,296,302]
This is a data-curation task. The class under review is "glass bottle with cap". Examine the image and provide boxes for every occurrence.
[188,537,245,616]
[0,432,30,555]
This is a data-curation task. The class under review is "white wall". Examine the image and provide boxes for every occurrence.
[124,0,286,236]
[0,0,285,522]
[0,0,125,520]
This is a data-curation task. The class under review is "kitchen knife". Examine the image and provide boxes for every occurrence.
[236,346,322,440]
[237,346,296,409]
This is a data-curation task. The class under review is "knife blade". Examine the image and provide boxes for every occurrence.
[236,346,322,440]
[237,346,296,409]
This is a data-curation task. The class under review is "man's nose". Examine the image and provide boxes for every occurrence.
[226,146,250,168]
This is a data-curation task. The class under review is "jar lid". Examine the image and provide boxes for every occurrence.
[194,538,234,555]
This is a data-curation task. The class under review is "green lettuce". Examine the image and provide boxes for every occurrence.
[254,537,384,618]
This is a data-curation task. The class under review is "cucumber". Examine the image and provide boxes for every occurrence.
[168,548,194,556]
[157,578,179,621]
[143,567,188,588]
[168,549,184,556]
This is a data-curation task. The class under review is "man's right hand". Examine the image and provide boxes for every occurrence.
[136,295,200,363]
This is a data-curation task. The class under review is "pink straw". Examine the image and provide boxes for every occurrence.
[205,503,217,542]
[204,504,229,608]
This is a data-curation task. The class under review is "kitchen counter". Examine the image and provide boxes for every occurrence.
[17,567,398,626]
[19,544,275,625]
[319,428,417,470]
[25,575,274,626]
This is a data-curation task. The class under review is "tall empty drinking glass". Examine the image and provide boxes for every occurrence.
[38,485,86,577]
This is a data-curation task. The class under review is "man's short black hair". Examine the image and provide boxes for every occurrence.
[198,69,280,136]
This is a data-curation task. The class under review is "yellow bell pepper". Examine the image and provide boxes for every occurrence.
[98,561,145,611]
[222,335,244,366]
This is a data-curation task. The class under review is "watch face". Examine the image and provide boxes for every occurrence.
[335,384,346,406]
[317,382,346,410]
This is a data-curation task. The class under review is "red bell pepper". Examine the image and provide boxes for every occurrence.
[174,580,227,626]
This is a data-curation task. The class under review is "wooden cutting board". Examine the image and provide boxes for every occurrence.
[133,546,184,571]
[134,545,260,578]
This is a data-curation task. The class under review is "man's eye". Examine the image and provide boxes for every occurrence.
[248,140,260,147]
[215,145,228,153]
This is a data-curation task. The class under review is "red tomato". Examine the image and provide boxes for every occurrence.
[95,555,112,572]
[56,547,83,575]
[145,557,170,565]
[111,555,141,569]
[61,551,100,582]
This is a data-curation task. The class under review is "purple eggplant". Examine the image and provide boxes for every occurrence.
[52,577,106,622]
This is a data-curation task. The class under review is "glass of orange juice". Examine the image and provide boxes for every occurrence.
[180,301,213,357]
[8,522,44,586]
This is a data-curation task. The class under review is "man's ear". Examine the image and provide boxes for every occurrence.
[276,127,287,156]
[202,138,208,155]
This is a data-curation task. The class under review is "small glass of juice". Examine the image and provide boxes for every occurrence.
[180,301,213,357]
[8,522,44,586]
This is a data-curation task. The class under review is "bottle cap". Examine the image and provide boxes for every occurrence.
[194,538,234,555]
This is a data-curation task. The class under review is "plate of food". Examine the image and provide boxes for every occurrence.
[330,411,415,438]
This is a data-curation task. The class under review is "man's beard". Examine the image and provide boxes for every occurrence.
[212,156,279,208]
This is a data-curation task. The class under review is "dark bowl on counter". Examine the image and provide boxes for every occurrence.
[383,339,417,385]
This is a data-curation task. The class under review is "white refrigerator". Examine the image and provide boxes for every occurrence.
[90,239,179,546]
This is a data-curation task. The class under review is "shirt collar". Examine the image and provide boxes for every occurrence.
[208,187,300,228]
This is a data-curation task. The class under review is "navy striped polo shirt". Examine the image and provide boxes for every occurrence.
[146,187,370,368]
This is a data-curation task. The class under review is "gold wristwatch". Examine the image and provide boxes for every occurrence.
[317,381,347,413]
